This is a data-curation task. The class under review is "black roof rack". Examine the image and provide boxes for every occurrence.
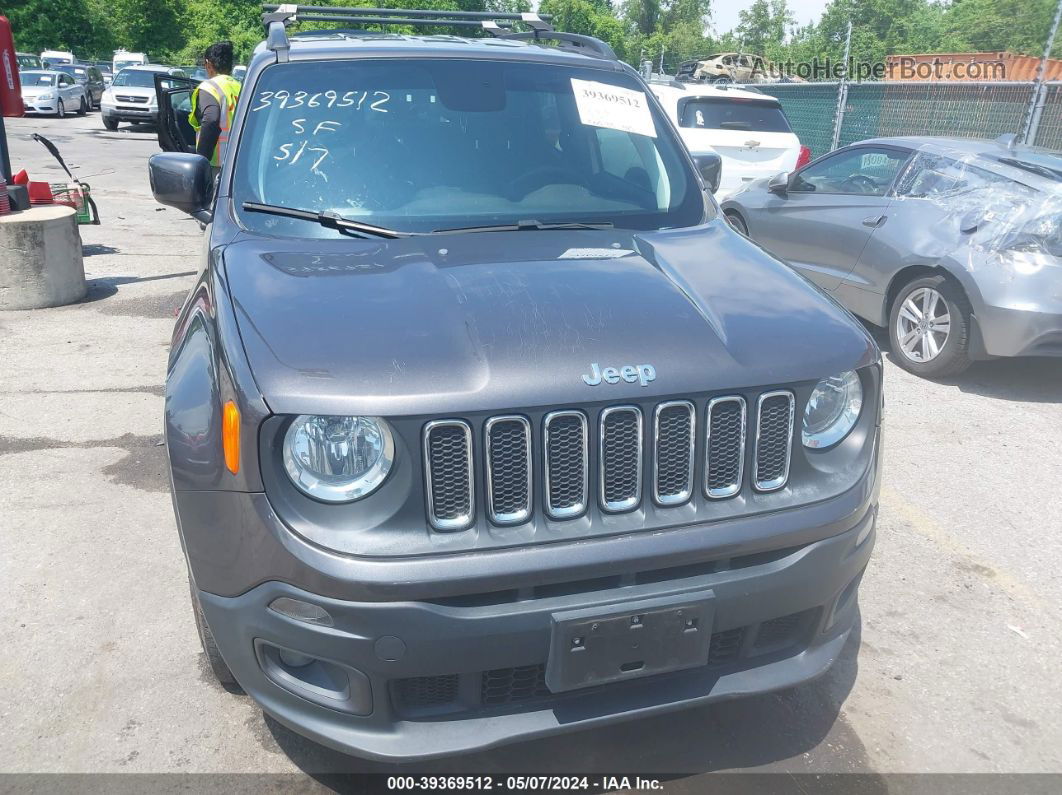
[493,31,616,60]
[261,4,614,61]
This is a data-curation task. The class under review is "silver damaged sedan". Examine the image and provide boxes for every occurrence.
[722,135,1062,377]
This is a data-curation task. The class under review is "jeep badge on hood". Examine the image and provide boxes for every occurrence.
[582,362,657,387]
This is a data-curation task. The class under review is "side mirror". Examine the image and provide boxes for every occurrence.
[693,152,722,194]
[148,152,213,223]
[768,171,790,195]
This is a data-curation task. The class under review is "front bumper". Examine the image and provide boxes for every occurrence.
[976,302,1062,358]
[198,509,873,761]
[101,103,157,123]
[21,97,57,114]
[182,427,880,760]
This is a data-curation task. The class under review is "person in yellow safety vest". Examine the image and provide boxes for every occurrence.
[189,41,242,169]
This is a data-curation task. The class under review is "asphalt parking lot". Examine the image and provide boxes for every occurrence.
[1,112,1060,783]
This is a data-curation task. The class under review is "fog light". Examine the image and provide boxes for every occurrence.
[255,640,372,716]
[269,597,334,627]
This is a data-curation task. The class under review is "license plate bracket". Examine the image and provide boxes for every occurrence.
[545,590,714,693]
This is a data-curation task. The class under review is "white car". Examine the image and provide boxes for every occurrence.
[651,82,810,199]
[19,70,88,117]
[101,65,187,130]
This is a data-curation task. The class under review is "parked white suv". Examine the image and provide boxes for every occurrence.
[651,82,809,199]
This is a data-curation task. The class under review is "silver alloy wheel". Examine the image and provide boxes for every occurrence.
[896,286,951,362]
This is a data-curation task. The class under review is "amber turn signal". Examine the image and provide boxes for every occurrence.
[223,400,240,474]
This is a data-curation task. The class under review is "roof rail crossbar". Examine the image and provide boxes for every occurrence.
[496,31,617,61]
[294,15,515,29]
[262,5,552,53]
[262,5,550,23]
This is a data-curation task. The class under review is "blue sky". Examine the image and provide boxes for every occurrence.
[713,0,830,35]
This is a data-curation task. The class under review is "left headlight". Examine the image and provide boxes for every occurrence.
[283,415,395,503]
[802,371,863,449]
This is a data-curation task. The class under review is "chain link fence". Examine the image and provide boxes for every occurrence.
[1032,82,1062,148]
[743,80,1062,158]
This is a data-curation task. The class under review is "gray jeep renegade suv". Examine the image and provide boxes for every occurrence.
[148,5,881,761]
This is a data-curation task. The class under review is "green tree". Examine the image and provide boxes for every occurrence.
[943,0,1059,57]
[735,0,793,59]
[6,0,115,59]
[110,0,185,59]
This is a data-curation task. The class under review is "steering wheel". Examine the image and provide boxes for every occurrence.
[509,166,581,200]
[841,174,878,194]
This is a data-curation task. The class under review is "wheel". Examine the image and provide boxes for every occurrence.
[78,95,87,115]
[889,274,972,378]
[55,99,65,118]
[711,75,734,84]
[725,211,749,236]
[188,577,241,690]
[103,116,119,131]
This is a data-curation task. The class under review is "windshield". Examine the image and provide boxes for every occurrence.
[56,65,87,79]
[233,58,704,236]
[111,69,159,87]
[18,55,41,68]
[21,72,56,87]
[114,59,143,72]
[678,98,792,133]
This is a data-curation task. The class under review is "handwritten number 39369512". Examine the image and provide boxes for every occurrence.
[252,89,391,112]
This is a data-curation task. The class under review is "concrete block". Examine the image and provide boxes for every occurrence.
[0,205,87,310]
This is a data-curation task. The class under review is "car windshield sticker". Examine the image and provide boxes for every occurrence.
[570,79,656,138]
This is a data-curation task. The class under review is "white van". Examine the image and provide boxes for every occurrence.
[113,50,149,73]
[651,82,810,199]
[40,50,75,67]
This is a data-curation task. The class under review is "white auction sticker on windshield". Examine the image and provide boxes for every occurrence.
[570,78,656,138]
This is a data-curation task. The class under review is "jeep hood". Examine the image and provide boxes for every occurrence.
[222,223,877,416]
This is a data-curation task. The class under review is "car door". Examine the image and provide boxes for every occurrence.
[838,150,1029,317]
[752,144,912,291]
[59,74,79,106]
[155,73,199,153]
[88,68,104,102]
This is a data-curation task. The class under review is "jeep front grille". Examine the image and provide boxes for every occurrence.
[421,389,796,529]
[754,391,795,491]
[705,396,747,498]
[485,416,532,525]
[599,406,643,512]
[652,401,695,505]
[543,411,588,519]
[423,420,474,531]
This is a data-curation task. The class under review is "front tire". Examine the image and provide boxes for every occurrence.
[189,577,241,690]
[103,116,119,131]
[725,211,749,236]
[78,95,88,115]
[889,274,972,378]
[55,99,65,118]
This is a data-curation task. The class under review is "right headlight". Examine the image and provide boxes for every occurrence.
[283,415,395,503]
[802,370,863,449]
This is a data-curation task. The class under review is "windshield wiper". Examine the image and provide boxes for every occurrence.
[242,201,409,239]
[433,219,614,234]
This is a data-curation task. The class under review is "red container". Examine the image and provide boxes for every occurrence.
[27,180,53,204]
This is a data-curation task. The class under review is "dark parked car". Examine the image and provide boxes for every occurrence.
[54,63,104,108]
[94,62,114,87]
[16,52,43,70]
[147,7,881,761]
[722,136,1062,377]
